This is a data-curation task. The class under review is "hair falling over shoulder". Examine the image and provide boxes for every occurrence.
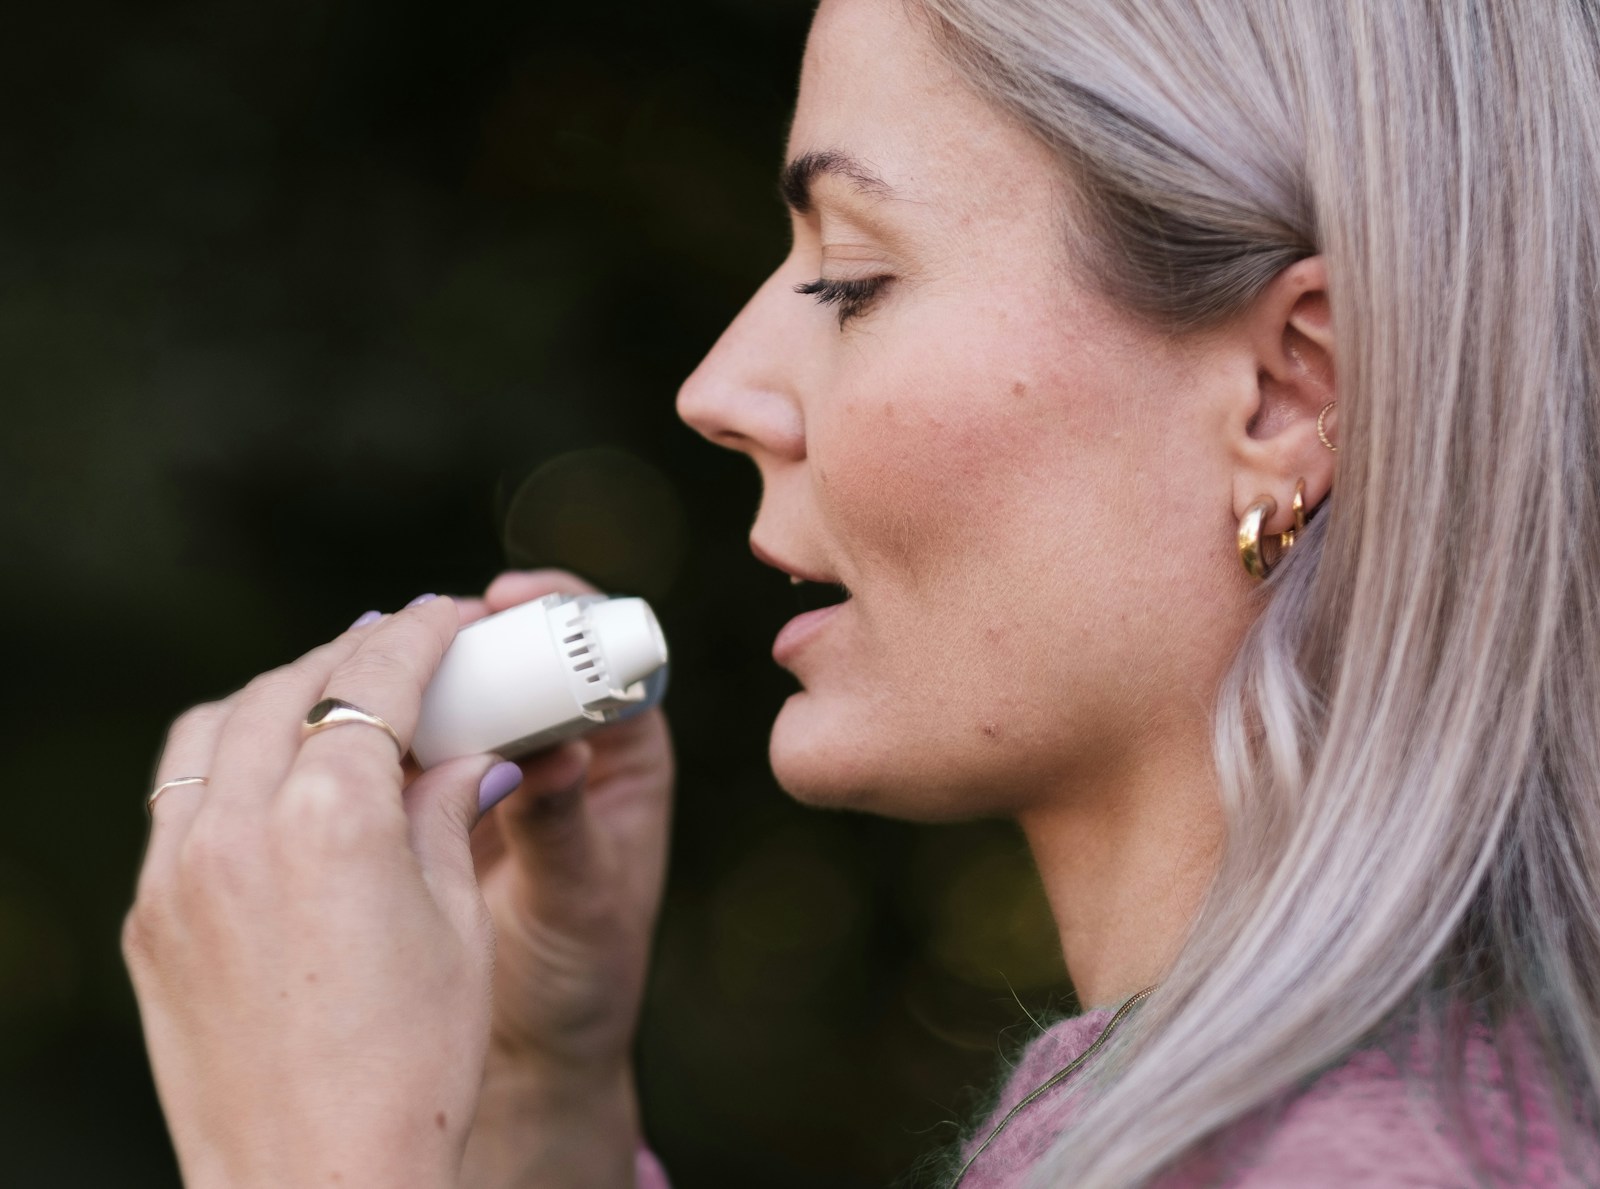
[908,0,1600,1184]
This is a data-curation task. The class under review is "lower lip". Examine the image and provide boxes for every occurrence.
[773,599,849,664]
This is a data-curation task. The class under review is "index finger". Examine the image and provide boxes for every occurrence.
[286,597,462,812]
[449,594,489,626]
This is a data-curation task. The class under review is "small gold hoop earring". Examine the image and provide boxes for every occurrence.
[1278,479,1307,553]
[1317,402,1339,453]
[1238,495,1278,580]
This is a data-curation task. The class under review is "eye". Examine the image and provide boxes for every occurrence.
[794,276,891,328]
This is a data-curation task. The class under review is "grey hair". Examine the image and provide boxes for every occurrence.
[908,1,1600,1185]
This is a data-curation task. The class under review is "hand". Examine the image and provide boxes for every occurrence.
[455,571,675,1076]
[122,597,504,1189]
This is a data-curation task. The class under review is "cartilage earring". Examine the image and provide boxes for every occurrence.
[1317,402,1339,452]
[1238,495,1278,581]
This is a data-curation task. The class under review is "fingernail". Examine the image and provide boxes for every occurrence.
[349,610,383,629]
[478,761,525,814]
[406,593,439,608]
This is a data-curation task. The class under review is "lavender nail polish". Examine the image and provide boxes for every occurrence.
[406,593,439,608]
[478,761,525,814]
[349,610,383,629]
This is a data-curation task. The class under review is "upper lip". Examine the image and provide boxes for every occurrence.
[750,538,843,586]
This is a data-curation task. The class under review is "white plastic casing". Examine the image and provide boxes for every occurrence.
[410,593,668,769]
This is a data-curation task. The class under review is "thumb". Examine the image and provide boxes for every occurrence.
[404,752,520,936]
[488,739,602,922]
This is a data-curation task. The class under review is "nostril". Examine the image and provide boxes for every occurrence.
[711,428,759,451]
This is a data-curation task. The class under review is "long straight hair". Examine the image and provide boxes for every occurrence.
[909,1,1600,1184]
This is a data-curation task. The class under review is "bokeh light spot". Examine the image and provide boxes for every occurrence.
[710,830,864,1006]
[502,446,687,599]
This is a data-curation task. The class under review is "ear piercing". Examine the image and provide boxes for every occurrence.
[1317,401,1339,453]
[1237,495,1279,580]
[1240,400,1337,581]
[1238,477,1310,580]
[1278,479,1306,553]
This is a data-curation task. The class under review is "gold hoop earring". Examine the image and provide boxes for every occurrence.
[1238,495,1278,580]
[1278,479,1306,554]
[1317,402,1339,453]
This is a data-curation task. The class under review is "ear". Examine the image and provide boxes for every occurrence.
[1227,255,1337,538]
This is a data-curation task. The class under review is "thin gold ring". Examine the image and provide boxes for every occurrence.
[1317,401,1340,452]
[302,698,404,759]
[147,776,208,814]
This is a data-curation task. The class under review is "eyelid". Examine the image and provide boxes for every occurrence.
[819,237,893,268]
[794,274,892,327]
[806,191,913,257]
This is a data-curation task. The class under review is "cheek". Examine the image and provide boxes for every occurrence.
[815,309,1134,597]
[814,390,997,586]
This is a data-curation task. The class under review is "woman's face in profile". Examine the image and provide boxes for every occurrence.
[678,0,1250,819]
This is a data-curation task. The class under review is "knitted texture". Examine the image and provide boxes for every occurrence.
[636,1141,672,1189]
[954,1007,1596,1188]
[636,1007,1595,1186]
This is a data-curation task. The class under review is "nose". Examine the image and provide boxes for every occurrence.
[676,266,807,464]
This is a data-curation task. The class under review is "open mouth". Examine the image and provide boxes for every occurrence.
[792,578,852,614]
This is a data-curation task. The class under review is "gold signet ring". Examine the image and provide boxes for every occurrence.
[302,698,404,759]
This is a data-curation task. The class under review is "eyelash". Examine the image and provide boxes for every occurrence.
[794,276,891,327]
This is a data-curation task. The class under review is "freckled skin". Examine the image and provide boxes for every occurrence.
[677,0,1338,1006]
[677,0,1254,822]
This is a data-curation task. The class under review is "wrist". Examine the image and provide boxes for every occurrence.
[185,1144,457,1189]
[462,1059,641,1189]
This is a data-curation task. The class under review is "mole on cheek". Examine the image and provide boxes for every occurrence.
[436,1111,448,1130]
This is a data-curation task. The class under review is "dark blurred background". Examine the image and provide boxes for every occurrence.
[0,1,1072,1184]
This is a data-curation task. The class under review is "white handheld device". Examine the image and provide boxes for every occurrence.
[410,593,669,769]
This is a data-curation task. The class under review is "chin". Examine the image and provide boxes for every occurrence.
[766,691,992,823]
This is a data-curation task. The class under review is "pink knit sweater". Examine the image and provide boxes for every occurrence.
[635,1005,1595,1187]
[952,1006,1593,1187]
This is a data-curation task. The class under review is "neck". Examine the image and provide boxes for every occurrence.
[1016,729,1224,1011]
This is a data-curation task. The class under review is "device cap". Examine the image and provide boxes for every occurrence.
[587,596,669,690]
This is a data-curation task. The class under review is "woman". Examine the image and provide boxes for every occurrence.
[122,0,1600,1185]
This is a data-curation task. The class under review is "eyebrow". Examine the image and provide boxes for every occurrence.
[779,149,898,214]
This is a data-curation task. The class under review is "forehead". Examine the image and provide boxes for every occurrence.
[789,0,1065,232]
[794,0,955,134]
